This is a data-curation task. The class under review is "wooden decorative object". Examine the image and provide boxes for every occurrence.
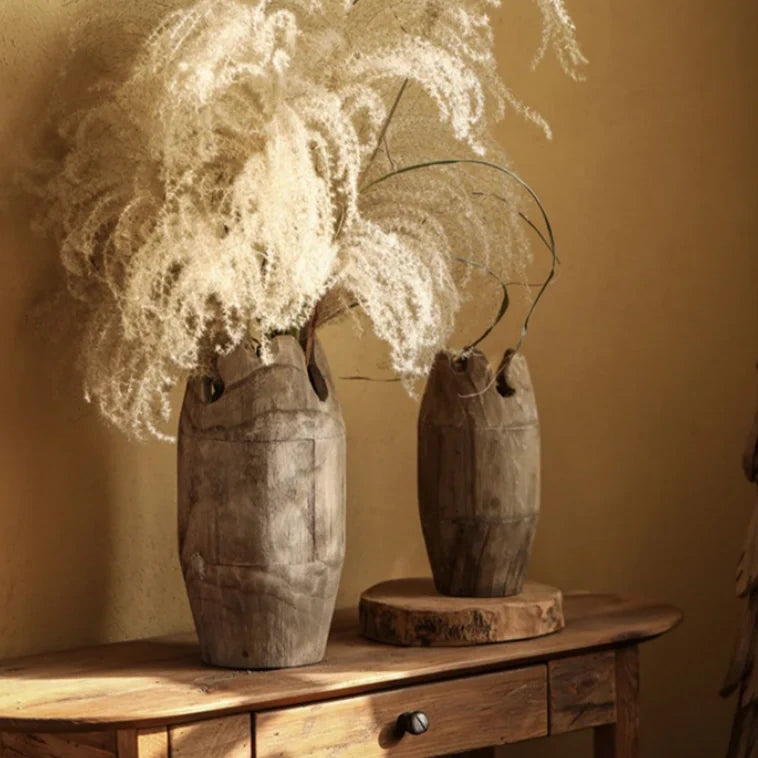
[359,578,563,646]
[722,407,758,757]
[418,350,540,597]
[177,335,346,669]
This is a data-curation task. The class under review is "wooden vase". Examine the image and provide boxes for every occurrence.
[418,350,540,598]
[177,335,346,669]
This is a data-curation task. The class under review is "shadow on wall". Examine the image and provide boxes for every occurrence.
[0,194,116,657]
[0,1,190,657]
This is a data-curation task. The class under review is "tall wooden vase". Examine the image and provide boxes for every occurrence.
[418,350,540,598]
[178,335,346,669]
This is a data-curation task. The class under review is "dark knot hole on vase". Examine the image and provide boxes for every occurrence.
[450,350,517,398]
[496,348,517,398]
[450,353,468,373]
[201,376,225,404]
[307,356,329,402]
[496,372,516,398]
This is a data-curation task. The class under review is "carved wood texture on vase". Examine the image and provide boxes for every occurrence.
[177,335,345,669]
[418,351,540,597]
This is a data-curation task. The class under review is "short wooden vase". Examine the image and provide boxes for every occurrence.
[177,335,346,669]
[360,349,562,647]
[418,350,540,598]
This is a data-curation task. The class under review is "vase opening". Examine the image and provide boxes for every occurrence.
[307,356,329,402]
[201,376,225,404]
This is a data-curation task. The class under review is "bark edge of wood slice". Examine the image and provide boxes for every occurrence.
[359,578,564,647]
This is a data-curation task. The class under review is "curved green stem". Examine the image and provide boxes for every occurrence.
[361,158,557,355]
[454,257,509,354]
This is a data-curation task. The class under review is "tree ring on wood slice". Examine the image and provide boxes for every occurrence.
[359,578,564,646]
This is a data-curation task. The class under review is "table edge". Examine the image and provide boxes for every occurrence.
[0,601,682,734]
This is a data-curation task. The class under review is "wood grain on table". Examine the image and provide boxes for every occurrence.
[0,593,681,733]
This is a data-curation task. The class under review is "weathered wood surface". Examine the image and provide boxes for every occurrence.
[116,729,168,758]
[178,335,346,669]
[168,716,250,758]
[1,731,116,758]
[0,593,681,733]
[549,651,616,734]
[722,408,758,758]
[359,578,563,646]
[593,646,640,758]
[418,351,540,597]
[255,666,547,757]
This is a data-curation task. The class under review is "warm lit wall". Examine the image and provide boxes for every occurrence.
[1,2,756,756]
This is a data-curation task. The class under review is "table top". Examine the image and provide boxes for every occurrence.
[0,591,681,733]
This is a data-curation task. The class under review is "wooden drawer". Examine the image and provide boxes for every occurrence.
[254,665,547,757]
[548,652,617,734]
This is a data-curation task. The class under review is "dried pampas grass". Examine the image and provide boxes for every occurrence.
[32,0,584,438]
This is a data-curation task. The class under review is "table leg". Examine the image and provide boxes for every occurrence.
[117,728,169,758]
[593,646,640,758]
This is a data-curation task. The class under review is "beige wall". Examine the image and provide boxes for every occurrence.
[1,2,757,756]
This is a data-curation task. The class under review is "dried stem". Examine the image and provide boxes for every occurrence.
[361,78,409,183]
[362,158,557,357]
[455,257,509,354]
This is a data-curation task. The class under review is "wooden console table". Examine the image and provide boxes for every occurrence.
[0,592,680,758]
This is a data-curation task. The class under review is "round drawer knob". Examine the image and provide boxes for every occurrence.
[397,710,430,736]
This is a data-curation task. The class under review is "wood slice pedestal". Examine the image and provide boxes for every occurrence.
[359,578,565,647]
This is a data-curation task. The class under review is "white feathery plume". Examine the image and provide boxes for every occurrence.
[31,0,584,438]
